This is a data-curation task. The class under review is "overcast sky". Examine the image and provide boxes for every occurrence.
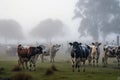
[0,0,81,43]
[0,0,78,33]
[0,0,119,44]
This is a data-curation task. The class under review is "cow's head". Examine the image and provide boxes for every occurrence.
[117,46,120,54]
[17,44,23,50]
[69,42,82,52]
[36,45,43,54]
[92,42,101,50]
[52,44,61,51]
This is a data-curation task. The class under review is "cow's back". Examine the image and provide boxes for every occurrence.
[80,45,90,59]
[17,48,30,58]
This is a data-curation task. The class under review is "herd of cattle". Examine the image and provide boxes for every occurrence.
[17,44,61,71]
[6,41,120,71]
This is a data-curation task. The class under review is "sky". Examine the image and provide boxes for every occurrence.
[0,0,78,34]
[0,0,119,44]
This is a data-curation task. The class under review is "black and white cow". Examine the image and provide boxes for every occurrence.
[28,46,43,71]
[116,46,120,66]
[69,42,90,72]
[102,45,120,66]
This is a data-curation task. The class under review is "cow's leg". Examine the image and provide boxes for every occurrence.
[50,58,52,63]
[29,60,32,71]
[52,58,54,63]
[40,54,44,63]
[18,59,21,67]
[25,61,28,70]
[33,62,36,71]
[117,57,120,66]
[71,58,75,72]
[106,58,108,65]
[33,57,37,71]
[102,54,108,67]
[77,58,80,72]
[50,56,52,63]
[18,58,23,68]
[51,57,53,63]
[20,59,25,70]
[53,56,55,63]
[83,60,85,72]
[31,56,36,71]
[72,64,74,72]
[117,59,119,66]
[102,57,105,66]
[96,57,99,66]
[118,58,120,66]
[29,63,31,71]
[22,62,25,70]
[88,56,92,66]
[105,55,108,65]
[93,56,95,66]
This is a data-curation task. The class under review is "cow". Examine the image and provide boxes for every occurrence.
[88,42,101,66]
[40,45,50,62]
[17,44,29,70]
[17,44,43,71]
[116,46,120,66]
[102,45,120,66]
[50,44,61,63]
[28,46,43,71]
[69,42,90,72]
[40,44,61,63]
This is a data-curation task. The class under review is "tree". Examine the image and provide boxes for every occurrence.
[30,19,65,41]
[0,19,24,42]
[74,0,120,41]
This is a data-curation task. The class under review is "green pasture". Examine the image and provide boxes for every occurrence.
[0,58,120,80]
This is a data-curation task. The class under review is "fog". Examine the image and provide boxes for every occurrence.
[30,19,66,41]
[74,0,120,41]
[0,0,120,44]
[0,19,24,43]
[0,0,119,64]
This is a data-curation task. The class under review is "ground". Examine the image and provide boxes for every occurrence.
[0,58,120,80]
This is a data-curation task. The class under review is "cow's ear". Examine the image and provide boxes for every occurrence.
[87,45,91,49]
[99,43,101,45]
[92,43,95,45]
[69,42,73,46]
[79,43,82,45]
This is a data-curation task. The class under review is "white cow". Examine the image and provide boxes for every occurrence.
[88,42,101,66]
[40,44,61,63]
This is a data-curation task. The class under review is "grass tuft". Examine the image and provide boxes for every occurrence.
[51,65,58,71]
[12,65,22,72]
[12,72,33,80]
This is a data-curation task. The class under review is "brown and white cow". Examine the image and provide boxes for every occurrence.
[17,44,43,71]
[17,44,29,70]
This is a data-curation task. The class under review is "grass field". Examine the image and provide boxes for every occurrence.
[0,58,120,80]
